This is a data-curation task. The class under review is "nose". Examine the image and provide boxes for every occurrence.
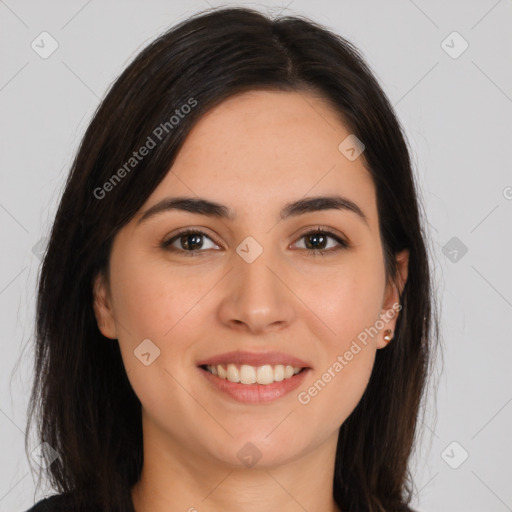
[217,249,296,334]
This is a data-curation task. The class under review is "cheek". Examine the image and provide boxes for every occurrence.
[290,254,385,424]
[298,347,376,433]
[297,278,382,427]
[108,253,222,390]
[314,255,386,349]
[109,254,200,341]
[107,257,206,421]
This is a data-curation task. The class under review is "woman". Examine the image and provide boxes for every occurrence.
[25,6,439,512]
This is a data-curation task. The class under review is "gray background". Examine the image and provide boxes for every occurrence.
[1,1,511,511]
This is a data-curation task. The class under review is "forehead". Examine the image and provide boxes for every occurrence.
[146,90,377,227]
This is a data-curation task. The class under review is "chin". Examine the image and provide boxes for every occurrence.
[204,430,309,470]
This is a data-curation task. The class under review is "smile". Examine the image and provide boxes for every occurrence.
[203,363,303,385]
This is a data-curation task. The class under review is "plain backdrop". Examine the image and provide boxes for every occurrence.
[1,1,511,511]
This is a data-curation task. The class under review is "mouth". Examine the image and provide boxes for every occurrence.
[196,351,312,403]
[200,363,305,385]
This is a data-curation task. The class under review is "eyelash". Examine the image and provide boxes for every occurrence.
[160,226,349,258]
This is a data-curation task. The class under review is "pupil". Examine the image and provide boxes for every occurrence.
[306,233,326,249]
[183,234,203,250]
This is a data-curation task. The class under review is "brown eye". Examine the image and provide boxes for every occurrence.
[304,232,330,250]
[177,232,205,251]
[294,229,349,257]
[161,229,219,256]
[160,227,349,257]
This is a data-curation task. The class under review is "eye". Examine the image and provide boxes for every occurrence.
[160,229,220,256]
[292,227,349,257]
[160,226,349,257]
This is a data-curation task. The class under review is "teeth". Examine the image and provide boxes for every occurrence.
[273,364,285,382]
[205,363,304,385]
[226,364,239,383]
[257,365,274,385]
[240,364,256,384]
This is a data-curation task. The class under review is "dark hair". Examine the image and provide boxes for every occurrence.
[26,6,439,512]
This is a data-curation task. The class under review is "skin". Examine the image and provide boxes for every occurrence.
[93,89,408,512]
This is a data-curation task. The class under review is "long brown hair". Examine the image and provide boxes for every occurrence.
[26,7,440,511]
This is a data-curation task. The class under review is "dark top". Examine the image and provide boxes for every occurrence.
[25,493,95,511]
[25,492,417,511]
[25,494,75,511]
[24,492,135,512]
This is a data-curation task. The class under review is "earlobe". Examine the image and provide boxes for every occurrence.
[92,272,117,339]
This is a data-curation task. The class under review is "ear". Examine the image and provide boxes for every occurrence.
[92,271,117,339]
[377,249,409,349]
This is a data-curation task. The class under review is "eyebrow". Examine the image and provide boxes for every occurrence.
[137,195,369,227]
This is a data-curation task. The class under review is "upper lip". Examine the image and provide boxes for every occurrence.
[197,350,312,369]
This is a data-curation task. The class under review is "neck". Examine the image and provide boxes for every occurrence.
[131,418,341,512]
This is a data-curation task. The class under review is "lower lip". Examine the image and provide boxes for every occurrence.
[198,366,310,403]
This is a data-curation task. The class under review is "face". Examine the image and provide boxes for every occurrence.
[93,89,408,469]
